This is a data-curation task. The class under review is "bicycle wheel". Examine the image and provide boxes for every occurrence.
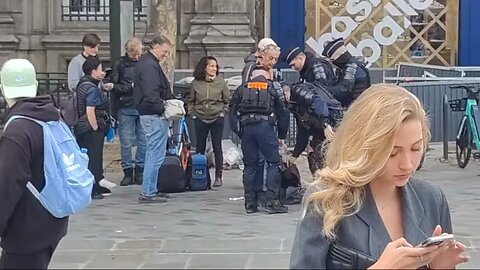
[456,115,472,168]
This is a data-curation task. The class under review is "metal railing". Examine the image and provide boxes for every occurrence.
[395,62,480,79]
[61,0,148,21]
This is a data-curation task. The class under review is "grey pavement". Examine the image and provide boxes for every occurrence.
[44,142,480,268]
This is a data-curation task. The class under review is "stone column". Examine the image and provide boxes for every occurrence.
[0,0,19,64]
[184,0,255,69]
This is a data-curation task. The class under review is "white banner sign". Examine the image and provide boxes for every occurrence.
[306,0,435,67]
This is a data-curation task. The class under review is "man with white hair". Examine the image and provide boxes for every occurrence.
[0,59,68,268]
[241,38,281,84]
[239,38,284,209]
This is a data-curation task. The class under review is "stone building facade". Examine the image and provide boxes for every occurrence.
[0,0,263,73]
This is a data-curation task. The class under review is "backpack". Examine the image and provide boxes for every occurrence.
[4,115,94,218]
[51,83,79,127]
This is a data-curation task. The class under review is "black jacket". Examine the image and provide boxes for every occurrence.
[290,179,452,269]
[134,51,172,115]
[110,54,138,111]
[300,53,337,87]
[241,53,257,84]
[330,55,371,108]
[0,97,68,253]
[288,84,330,158]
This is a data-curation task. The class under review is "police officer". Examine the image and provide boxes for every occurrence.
[322,38,371,108]
[283,82,339,175]
[240,38,282,209]
[229,68,289,214]
[285,47,337,87]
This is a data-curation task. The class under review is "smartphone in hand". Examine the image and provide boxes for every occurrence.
[420,233,454,247]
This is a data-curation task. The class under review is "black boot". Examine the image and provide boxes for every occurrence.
[265,199,288,214]
[245,200,258,214]
[134,166,144,185]
[244,192,258,214]
[120,168,134,186]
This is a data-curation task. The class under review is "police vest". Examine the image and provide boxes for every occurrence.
[238,81,275,117]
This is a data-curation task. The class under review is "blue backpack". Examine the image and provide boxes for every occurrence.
[4,115,94,218]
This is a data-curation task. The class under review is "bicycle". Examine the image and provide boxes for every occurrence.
[448,85,480,168]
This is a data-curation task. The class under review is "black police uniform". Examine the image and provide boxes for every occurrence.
[229,74,289,214]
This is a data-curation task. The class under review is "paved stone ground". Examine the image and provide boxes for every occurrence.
[44,142,480,269]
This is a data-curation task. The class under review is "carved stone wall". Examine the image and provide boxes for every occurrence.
[0,0,258,73]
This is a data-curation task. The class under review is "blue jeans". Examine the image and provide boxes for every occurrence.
[118,108,146,170]
[241,121,281,202]
[140,115,169,197]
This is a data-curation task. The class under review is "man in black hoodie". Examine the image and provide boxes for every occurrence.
[0,59,68,269]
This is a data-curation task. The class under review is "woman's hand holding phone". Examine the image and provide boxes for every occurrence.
[369,238,445,269]
[428,225,470,269]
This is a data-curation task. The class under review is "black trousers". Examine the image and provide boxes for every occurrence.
[194,117,224,178]
[0,242,58,270]
[76,129,105,193]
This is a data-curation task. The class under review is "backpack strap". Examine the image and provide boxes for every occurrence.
[3,115,45,131]
[3,115,47,199]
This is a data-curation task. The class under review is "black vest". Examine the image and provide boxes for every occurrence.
[75,76,109,134]
[238,81,275,117]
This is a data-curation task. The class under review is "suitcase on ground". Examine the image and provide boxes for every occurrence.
[186,154,210,191]
[157,155,186,193]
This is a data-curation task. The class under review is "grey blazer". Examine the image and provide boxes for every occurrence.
[289,178,452,269]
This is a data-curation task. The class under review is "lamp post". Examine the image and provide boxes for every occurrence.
[109,0,135,64]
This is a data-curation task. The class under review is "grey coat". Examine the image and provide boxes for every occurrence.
[289,178,452,269]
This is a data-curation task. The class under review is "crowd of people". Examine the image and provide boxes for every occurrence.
[0,31,470,269]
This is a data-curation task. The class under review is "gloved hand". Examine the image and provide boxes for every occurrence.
[324,124,335,140]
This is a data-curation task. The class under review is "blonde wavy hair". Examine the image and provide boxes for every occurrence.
[303,84,431,239]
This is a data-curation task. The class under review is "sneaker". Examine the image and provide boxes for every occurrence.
[265,200,288,214]
[100,178,117,189]
[156,192,171,198]
[98,186,112,196]
[139,195,167,204]
[212,177,223,187]
[92,193,104,200]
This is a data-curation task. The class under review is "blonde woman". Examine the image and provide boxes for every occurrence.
[290,84,469,269]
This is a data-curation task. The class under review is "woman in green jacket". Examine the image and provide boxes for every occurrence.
[188,56,231,187]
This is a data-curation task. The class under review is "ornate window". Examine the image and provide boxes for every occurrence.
[61,0,148,21]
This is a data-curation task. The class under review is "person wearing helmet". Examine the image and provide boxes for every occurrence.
[284,46,337,87]
[322,38,371,108]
